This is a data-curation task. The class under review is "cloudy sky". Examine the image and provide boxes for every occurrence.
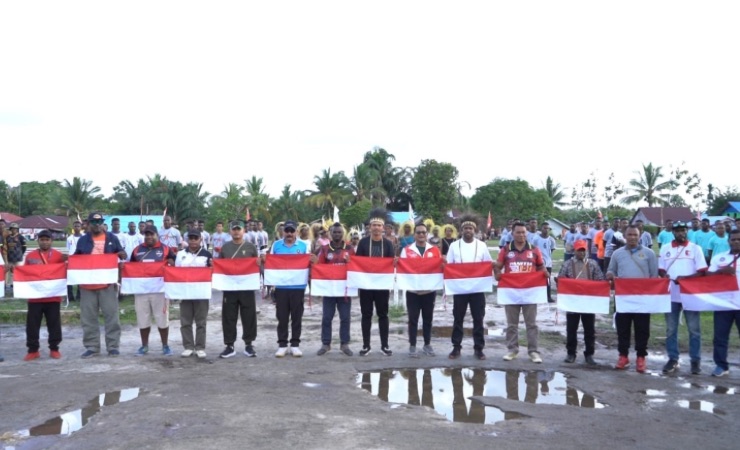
[1,1,738,205]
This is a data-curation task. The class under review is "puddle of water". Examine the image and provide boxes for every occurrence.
[679,383,736,395]
[16,388,141,437]
[357,368,604,424]
[676,400,726,416]
[640,389,667,397]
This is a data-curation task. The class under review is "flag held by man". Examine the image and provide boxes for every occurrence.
[444,261,493,295]
[263,254,311,286]
[14,263,68,298]
[496,271,547,305]
[679,275,740,311]
[164,266,212,300]
[557,278,611,314]
[347,256,395,290]
[212,258,261,291]
[66,254,120,285]
[311,264,357,297]
[396,258,443,291]
[121,262,166,295]
[614,278,671,313]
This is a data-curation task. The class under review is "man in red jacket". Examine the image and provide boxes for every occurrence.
[23,230,67,361]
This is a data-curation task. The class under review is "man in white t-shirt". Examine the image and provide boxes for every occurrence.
[66,220,85,300]
[159,216,182,254]
[120,221,145,261]
[210,221,232,259]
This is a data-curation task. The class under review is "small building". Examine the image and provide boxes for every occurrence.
[0,212,23,224]
[630,207,695,228]
[720,202,740,219]
[546,218,570,240]
[18,215,69,240]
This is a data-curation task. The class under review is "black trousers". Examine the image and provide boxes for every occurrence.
[566,312,595,356]
[222,290,257,346]
[451,293,486,350]
[26,302,62,352]
[616,312,650,357]
[406,292,435,346]
[274,289,304,347]
[359,289,390,348]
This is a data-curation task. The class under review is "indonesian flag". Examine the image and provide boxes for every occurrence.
[311,264,357,297]
[164,266,212,299]
[263,254,311,286]
[0,265,4,297]
[212,258,261,291]
[14,263,67,298]
[614,278,671,313]
[67,254,120,285]
[444,262,493,295]
[556,278,611,314]
[396,258,443,291]
[121,262,165,295]
[496,272,547,305]
[680,275,740,311]
[487,211,492,230]
[347,256,395,290]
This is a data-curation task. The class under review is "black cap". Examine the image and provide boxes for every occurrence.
[143,225,158,235]
[87,212,104,221]
[283,220,297,231]
[37,230,53,239]
[186,229,201,239]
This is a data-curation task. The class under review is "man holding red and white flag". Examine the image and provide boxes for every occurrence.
[312,222,355,357]
[606,224,659,373]
[706,228,740,377]
[20,230,67,361]
[399,222,442,358]
[495,221,547,364]
[447,214,493,361]
[129,225,175,357]
[174,230,213,358]
[73,212,127,359]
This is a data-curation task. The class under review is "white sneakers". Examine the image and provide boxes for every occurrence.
[275,346,302,357]
[275,347,289,358]
[503,352,518,361]
[181,349,194,357]
[290,347,303,357]
[196,350,207,359]
[529,352,543,363]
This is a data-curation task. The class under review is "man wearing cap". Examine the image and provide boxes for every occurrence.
[495,221,546,363]
[159,216,182,255]
[74,212,127,358]
[176,230,213,358]
[355,209,397,356]
[659,220,707,374]
[266,220,308,357]
[130,225,176,356]
[218,220,260,359]
[4,222,27,292]
[557,240,604,365]
[22,230,67,361]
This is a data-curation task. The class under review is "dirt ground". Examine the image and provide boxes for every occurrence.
[1,290,739,450]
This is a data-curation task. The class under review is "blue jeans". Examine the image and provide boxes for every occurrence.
[321,296,351,345]
[713,310,740,370]
[665,302,701,362]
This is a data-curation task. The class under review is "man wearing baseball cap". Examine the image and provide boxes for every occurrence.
[176,229,213,358]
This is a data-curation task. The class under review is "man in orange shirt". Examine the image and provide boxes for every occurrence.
[594,222,608,272]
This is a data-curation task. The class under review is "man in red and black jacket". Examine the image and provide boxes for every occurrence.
[23,230,67,361]
[313,222,355,357]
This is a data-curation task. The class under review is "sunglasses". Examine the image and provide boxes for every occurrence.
[415,231,427,234]
[284,229,296,233]
[90,219,104,225]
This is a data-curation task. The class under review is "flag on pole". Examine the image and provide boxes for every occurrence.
[496,272,548,305]
[245,208,251,222]
[311,264,357,297]
[679,275,740,311]
[614,278,671,313]
[333,206,340,224]
[444,262,493,295]
[597,210,603,220]
[164,266,212,300]
[347,256,395,290]
[212,258,261,291]
[121,262,166,294]
[67,254,120,285]
[487,211,492,230]
[13,263,68,298]
[408,202,415,222]
[162,207,167,220]
[396,258,444,291]
[263,254,311,286]
[556,278,611,314]
[0,266,5,296]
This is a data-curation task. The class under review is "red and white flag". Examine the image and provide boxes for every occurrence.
[397,259,443,291]
[347,256,395,290]
[67,254,120,285]
[0,265,5,297]
[121,262,165,295]
[13,263,67,298]
[263,254,311,286]
[614,278,671,313]
[680,275,740,311]
[164,266,212,300]
[311,264,357,297]
[444,262,493,295]
[556,278,611,314]
[212,259,261,291]
[496,272,547,305]
[487,211,492,230]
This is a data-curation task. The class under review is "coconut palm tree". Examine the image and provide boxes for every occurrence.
[621,163,676,207]
[305,169,352,217]
[544,176,568,207]
[56,177,103,218]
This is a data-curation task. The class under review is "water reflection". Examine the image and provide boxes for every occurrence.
[17,388,141,437]
[676,400,726,416]
[357,368,604,424]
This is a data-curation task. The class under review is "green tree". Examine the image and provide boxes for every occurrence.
[56,178,102,218]
[271,184,308,221]
[245,176,272,224]
[706,185,740,216]
[469,178,555,228]
[544,176,567,207]
[621,163,675,207]
[411,160,460,222]
[361,147,412,209]
[339,199,372,228]
[305,169,352,218]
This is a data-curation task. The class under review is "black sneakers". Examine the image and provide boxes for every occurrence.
[380,347,393,356]
[220,345,236,359]
[243,345,256,358]
[662,359,679,374]
[449,347,461,359]
[359,347,372,356]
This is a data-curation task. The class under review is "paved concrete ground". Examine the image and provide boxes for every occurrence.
[1,291,739,450]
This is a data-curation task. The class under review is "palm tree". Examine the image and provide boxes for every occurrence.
[305,169,352,217]
[56,177,103,218]
[621,163,676,207]
[244,176,272,223]
[544,176,567,207]
[361,147,412,208]
[350,164,386,204]
[271,184,306,220]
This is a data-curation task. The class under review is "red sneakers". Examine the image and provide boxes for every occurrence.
[50,350,62,359]
[24,351,41,362]
[636,356,647,373]
[615,355,630,370]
